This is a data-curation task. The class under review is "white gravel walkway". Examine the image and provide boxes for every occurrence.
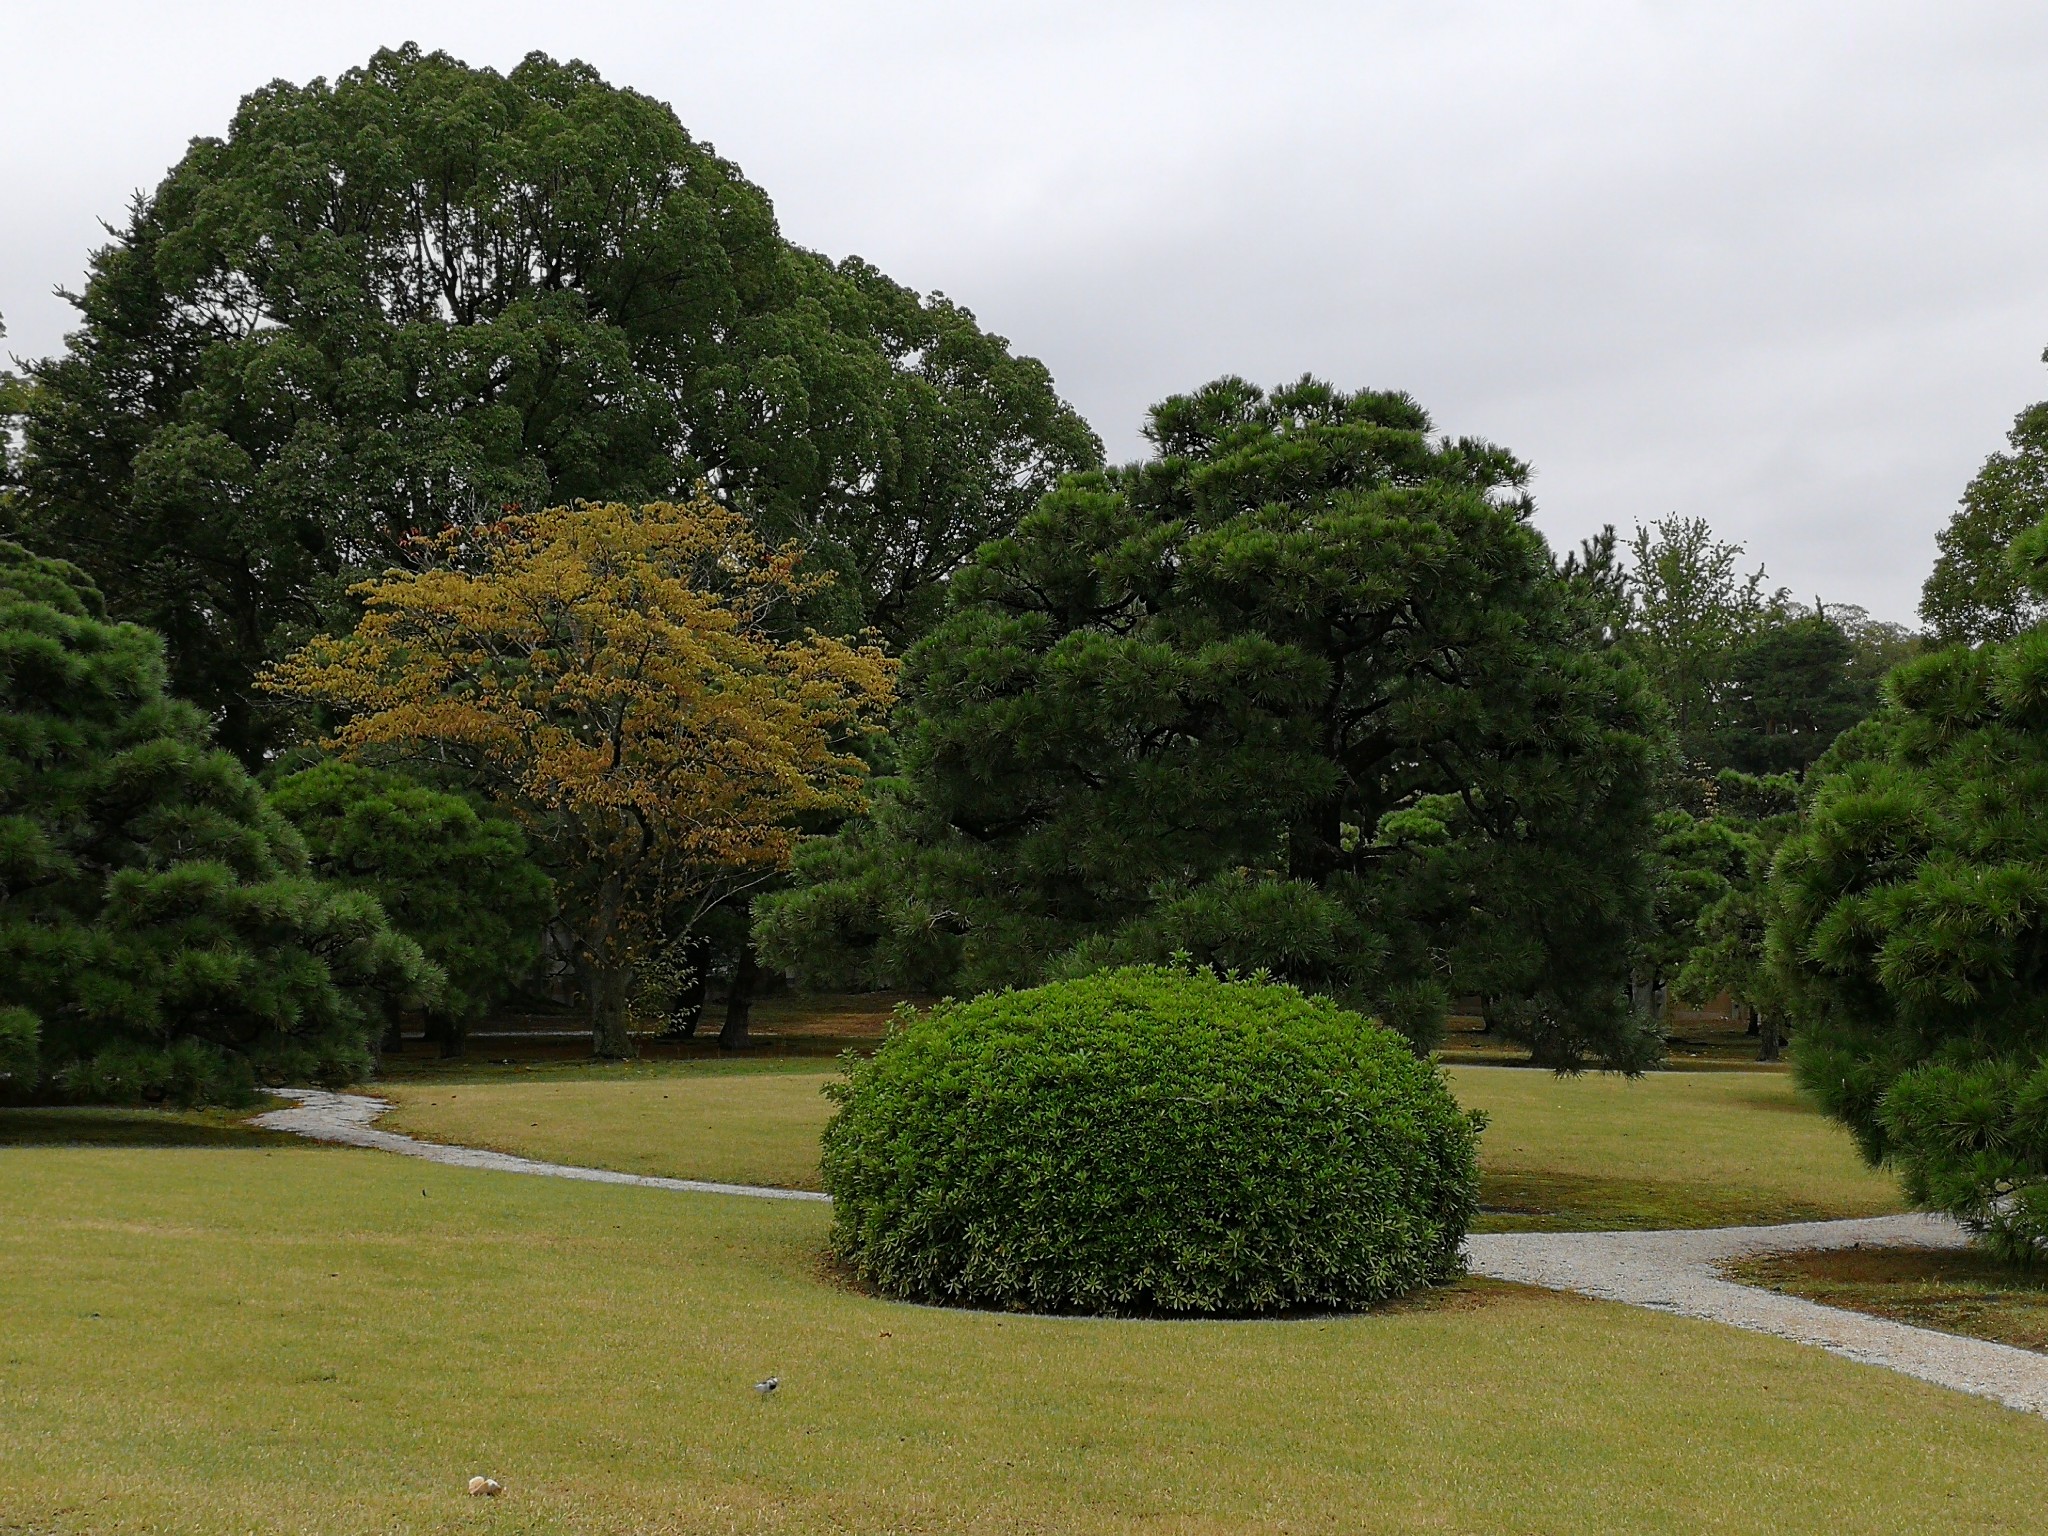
[252,1088,829,1202]
[256,1087,2048,1416]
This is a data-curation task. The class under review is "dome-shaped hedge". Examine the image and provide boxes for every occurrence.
[820,967,1484,1315]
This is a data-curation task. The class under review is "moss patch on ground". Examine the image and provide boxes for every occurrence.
[0,1103,302,1150]
[1728,1246,2048,1353]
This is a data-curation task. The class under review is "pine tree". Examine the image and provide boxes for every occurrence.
[761,377,1664,1069]
[0,542,438,1104]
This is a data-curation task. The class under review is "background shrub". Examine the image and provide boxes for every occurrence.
[820,966,1484,1316]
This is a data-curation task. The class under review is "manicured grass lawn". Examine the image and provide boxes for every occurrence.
[382,1060,837,1191]
[1451,1066,1906,1229]
[1729,1247,2048,1353]
[380,1061,1907,1229]
[3,1137,2043,1534]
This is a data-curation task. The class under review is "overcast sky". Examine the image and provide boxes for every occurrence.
[7,2,2048,623]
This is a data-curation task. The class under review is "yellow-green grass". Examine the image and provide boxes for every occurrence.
[380,1062,1908,1230]
[1451,1066,1907,1229]
[1729,1247,2048,1354]
[3,1138,2044,1535]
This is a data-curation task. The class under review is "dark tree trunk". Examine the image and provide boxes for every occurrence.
[663,938,709,1039]
[589,963,636,1060]
[719,940,758,1052]
[430,1013,468,1059]
[1742,1002,1760,1037]
[1756,1010,1783,1063]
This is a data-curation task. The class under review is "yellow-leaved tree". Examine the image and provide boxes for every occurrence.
[266,498,896,1057]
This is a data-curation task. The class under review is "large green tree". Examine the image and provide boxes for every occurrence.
[1619,515,1786,766]
[1922,386,2048,645]
[10,45,1096,761]
[0,541,437,1105]
[1707,611,1879,777]
[267,760,552,1055]
[1773,522,2048,1253]
[761,377,1664,1068]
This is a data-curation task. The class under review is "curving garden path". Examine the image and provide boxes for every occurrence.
[254,1087,2048,1417]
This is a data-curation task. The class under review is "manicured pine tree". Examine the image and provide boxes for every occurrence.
[1773,515,2048,1254]
[762,376,1665,1069]
[0,542,438,1104]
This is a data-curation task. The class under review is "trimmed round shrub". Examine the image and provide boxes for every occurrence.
[820,967,1484,1315]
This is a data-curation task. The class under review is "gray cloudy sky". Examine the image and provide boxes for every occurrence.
[7,1,2048,623]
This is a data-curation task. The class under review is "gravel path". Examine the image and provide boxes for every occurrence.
[252,1088,829,1202]
[256,1087,2048,1415]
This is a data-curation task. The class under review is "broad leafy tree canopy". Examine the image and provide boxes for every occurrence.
[266,496,896,1057]
[11,45,1096,759]
[1922,388,2048,645]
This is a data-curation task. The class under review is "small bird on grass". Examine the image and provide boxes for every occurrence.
[754,1376,780,1395]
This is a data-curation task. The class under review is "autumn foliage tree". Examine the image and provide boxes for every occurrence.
[267,498,895,1056]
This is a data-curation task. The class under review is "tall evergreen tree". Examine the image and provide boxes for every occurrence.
[761,377,1664,1068]
[10,46,1096,761]
[1708,611,1878,776]
[1774,518,2048,1254]
[0,541,437,1105]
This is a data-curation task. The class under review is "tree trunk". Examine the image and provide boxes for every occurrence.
[1756,1009,1782,1063]
[431,1013,468,1059]
[663,939,708,1039]
[719,940,758,1052]
[589,964,637,1060]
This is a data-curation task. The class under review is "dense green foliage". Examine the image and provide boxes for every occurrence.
[1774,551,2048,1255]
[764,377,1664,1068]
[0,542,437,1105]
[1677,772,1800,1059]
[1922,384,2048,644]
[9,45,1097,761]
[1618,518,1890,780]
[1636,808,1749,1008]
[1620,515,1786,761]
[1710,614,1881,776]
[820,967,1482,1315]
[267,761,551,1052]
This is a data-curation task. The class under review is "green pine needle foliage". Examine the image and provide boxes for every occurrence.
[763,376,1664,1070]
[820,967,1484,1316]
[268,761,551,1043]
[0,541,440,1106]
[1776,524,2048,1257]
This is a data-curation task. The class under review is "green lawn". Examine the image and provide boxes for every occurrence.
[380,1061,1907,1230]
[3,1136,2043,1534]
